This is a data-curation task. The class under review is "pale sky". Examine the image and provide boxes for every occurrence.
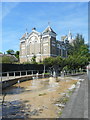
[0,2,88,53]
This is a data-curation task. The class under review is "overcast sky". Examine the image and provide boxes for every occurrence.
[1,2,88,53]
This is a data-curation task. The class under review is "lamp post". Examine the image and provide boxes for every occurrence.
[44,64,45,74]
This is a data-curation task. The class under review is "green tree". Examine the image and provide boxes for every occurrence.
[65,54,89,72]
[73,34,85,54]
[43,56,66,71]
[2,56,11,63]
[6,49,15,55]
[77,56,88,69]
[66,44,74,55]
[78,45,89,57]
[0,52,3,54]
[66,33,89,71]
[43,57,54,66]
[1,55,18,63]
[31,55,37,64]
[67,34,86,56]
[15,51,19,59]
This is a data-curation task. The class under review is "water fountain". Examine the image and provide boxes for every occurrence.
[31,73,41,89]
[31,77,38,88]
[17,80,20,84]
[53,71,56,78]
[61,71,65,77]
[48,77,59,91]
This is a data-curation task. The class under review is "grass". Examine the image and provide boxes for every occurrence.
[62,97,69,104]
[68,88,76,95]
[59,97,69,104]
[38,93,47,96]
[58,111,62,116]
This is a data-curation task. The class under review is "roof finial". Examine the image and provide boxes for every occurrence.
[26,28,27,31]
[26,28,28,32]
[48,22,50,26]
[26,28,28,35]
[69,29,71,34]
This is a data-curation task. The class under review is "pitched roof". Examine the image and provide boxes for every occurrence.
[20,33,29,40]
[28,28,41,36]
[43,26,56,35]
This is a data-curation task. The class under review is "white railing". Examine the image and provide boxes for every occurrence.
[0,70,49,82]
[0,69,87,82]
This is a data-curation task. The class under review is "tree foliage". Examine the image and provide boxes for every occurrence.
[65,34,89,71]
[0,52,3,54]
[6,49,15,55]
[43,56,66,71]
[1,55,18,63]
[43,34,89,72]
[31,55,37,64]
[15,51,19,59]
[67,34,88,57]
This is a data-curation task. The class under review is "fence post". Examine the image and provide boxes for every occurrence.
[32,70,33,76]
[14,72,15,79]
[43,73,44,78]
[26,71,27,76]
[7,72,9,80]
[0,73,2,82]
[20,71,21,77]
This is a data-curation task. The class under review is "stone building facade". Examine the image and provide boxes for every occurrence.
[20,26,73,63]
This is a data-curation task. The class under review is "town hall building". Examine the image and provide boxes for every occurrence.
[20,26,74,63]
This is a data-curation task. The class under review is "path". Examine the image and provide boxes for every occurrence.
[61,74,88,119]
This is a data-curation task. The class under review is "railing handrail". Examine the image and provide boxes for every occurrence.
[0,69,49,74]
